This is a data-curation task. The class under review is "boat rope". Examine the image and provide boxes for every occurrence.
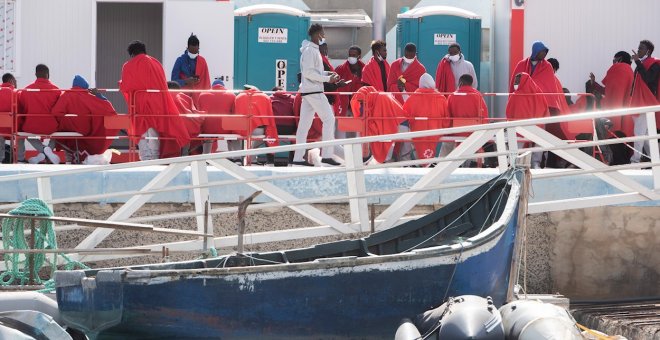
[0,198,88,292]
[576,322,616,339]
[402,168,522,253]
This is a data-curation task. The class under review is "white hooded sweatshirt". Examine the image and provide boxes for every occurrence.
[299,40,331,94]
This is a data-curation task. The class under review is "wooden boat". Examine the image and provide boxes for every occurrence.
[55,169,522,339]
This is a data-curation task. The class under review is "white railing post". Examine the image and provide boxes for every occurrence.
[506,127,519,167]
[495,129,509,172]
[344,143,369,232]
[191,160,213,247]
[36,177,53,212]
[645,111,660,189]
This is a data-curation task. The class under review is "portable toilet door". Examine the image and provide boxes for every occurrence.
[234,4,310,91]
[397,6,481,87]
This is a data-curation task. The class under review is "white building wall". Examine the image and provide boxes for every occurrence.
[16,0,93,89]
[525,0,660,96]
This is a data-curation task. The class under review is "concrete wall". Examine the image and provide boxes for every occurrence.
[524,206,660,300]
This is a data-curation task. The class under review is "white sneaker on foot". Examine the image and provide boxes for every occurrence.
[43,147,60,164]
[28,153,46,164]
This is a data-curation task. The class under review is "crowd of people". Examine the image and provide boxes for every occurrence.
[1,26,658,168]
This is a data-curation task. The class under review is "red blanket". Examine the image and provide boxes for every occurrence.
[387,58,426,104]
[335,60,364,115]
[19,78,61,134]
[434,58,455,93]
[198,84,235,134]
[0,83,14,135]
[119,53,190,158]
[631,57,660,122]
[350,86,403,163]
[361,56,390,91]
[510,58,565,112]
[51,88,119,156]
[234,89,279,146]
[448,86,489,137]
[506,73,550,121]
[602,63,634,135]
[403,88,449,159]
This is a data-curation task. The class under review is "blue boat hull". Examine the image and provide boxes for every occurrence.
[55,171,522,339]
[57,215,517,339]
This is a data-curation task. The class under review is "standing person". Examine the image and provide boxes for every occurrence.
[629,40,660,163]
[171,34,211,105]
[387,42,426,104]
[51,75,119,162]
[120,40,190,160]
[509,41,567,114]
[435,43,478,93]
[440,74,489,158]
[0,73,16,163]
[335,45,365,116]
[589,51,634,136]
[18,64,61,164]
[402,73,449,165]
[293,23,341,167]
[361,40,390,92]
[506,72,550,169]
[198,79,236,154]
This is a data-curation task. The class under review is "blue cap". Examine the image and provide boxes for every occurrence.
[212,79,225,87]
[73,75,89,89]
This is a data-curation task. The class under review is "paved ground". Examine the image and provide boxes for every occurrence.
[572,299,660,340]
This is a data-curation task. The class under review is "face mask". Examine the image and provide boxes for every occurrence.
[319,37,326,45]
[448,54,460,62]
[187,51,198,59]
[531,60,538,65]
[348,57,358,65]
[513,84,519,91]
[403,57,415,64]
[376,52,384,61]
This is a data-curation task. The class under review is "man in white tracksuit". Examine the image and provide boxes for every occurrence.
[293,23,342,166]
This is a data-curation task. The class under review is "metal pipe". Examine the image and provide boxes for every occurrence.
[372,0,386,41]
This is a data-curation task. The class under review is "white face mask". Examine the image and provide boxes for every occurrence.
[376,52,384,61]
[319,37,326,45]
[348,57,358,65]
[531,60,538,66]
[187,51,198,59]
[403,57,415,64]
[513,84,519,91]
[448,54,460,62]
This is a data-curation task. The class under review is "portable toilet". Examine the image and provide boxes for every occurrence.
[397,6,481,86]
[234,4,310,91]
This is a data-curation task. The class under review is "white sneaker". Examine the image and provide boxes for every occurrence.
[28,153,46,164]
[43,147,60,164]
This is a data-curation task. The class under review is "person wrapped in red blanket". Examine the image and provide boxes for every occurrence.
[435,43,478,94]
[198,79,236,154]
[119,40,190,160]
[506,72,550,168]
[18,64,62,164]
[167,81,205,155]
[387,43,426,104]
[402,73,449,165]
[361,40,390,91]
[234,85,279,164]
[0,73,16,163]
[350,86,404,163]
[51,75,119,163]
[439,74,489,159]
[335,45,365,117]
[170,34,211,106]
[629,40,660,163]
[589,51,635,138]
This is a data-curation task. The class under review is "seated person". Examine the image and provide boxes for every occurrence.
[51,75,119,162]
[167,81,205,155]
[197,79,236,154]
[402,73,449,166]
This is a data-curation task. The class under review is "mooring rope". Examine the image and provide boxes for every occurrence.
[1,198,88,292]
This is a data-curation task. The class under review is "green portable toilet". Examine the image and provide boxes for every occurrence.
[397,6,481,87]
[234,5,310,91]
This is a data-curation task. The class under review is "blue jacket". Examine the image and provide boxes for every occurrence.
[171,51,197,86]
